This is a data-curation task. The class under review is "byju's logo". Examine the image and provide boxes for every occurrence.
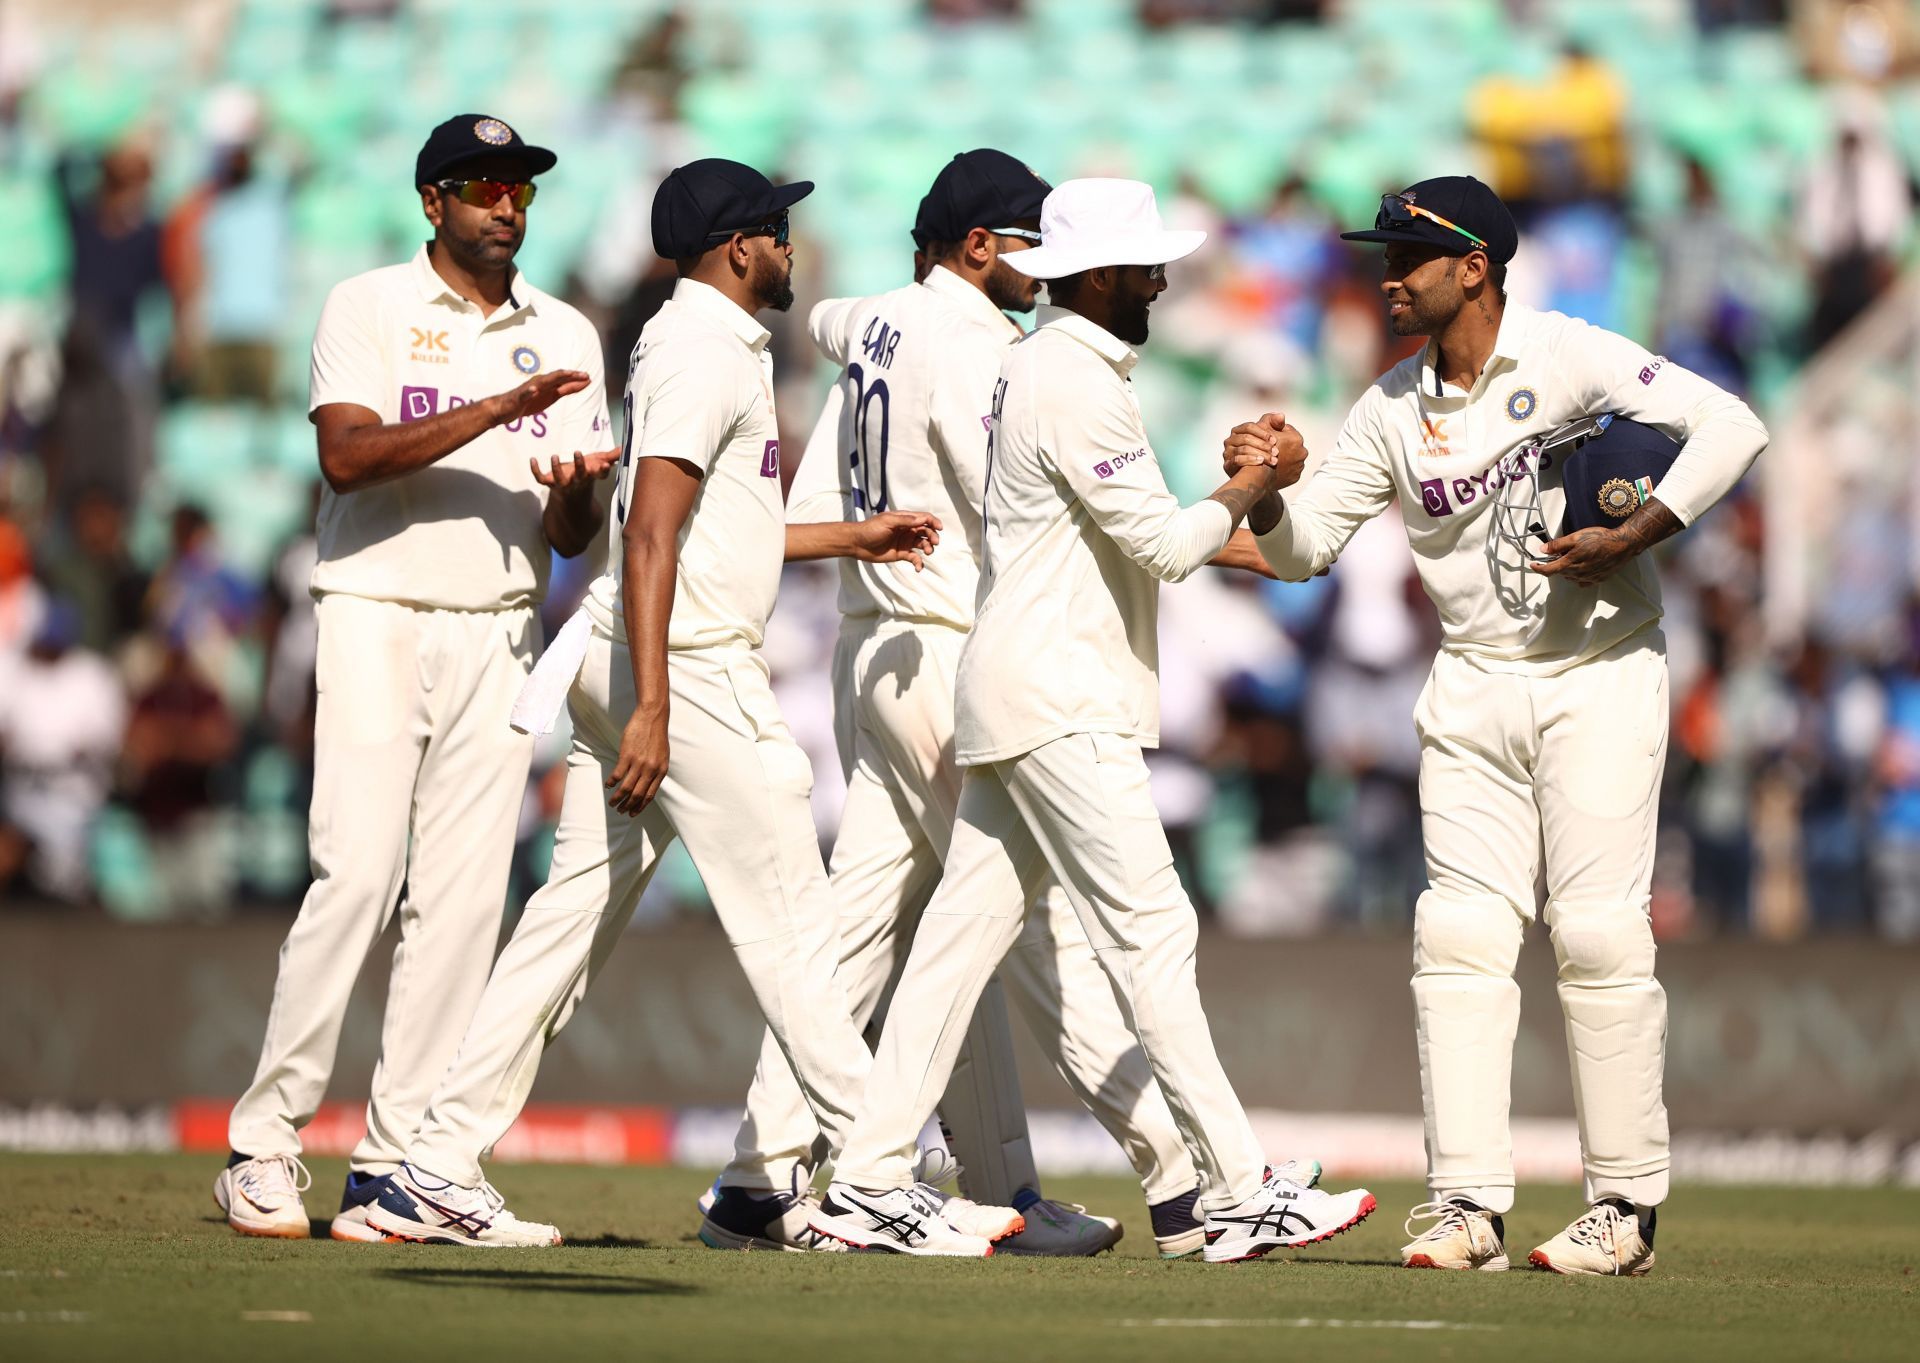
[399,386,439,422]
[760,440,780,478]
[1094,447,1149,479]
[1094,461,1114,479]
[1419,477,1453,517]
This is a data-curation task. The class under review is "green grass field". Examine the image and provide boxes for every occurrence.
[1,1154,1916,1362]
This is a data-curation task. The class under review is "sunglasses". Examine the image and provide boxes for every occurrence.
[989,226,1043,244]
[704,211,791,248]
[438,179,537,210]
[1375,193,1486,250]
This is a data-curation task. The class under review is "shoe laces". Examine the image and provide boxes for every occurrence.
[1026,1198,1090,1227]
[1404,1199,1475,1241]
[1565,1201,1628,1251]
[240,1154,311,1200]
[1270,1159,1320,1189]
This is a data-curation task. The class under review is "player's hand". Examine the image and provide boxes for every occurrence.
[531,449,619,502]
[850,511,942,570]
[491,369,591,426]
[606,710,668,816]
[1223,413,1308,488]
[1529,526,1639,586]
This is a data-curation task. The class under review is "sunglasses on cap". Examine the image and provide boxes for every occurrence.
[438,179,537,210]
[989,226,1043,243]
[1375,192,1486,250]
[704,210,791,249]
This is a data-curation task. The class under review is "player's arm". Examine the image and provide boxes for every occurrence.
[314,374,588,494]
[1056,380,1272,584]
[1226,407,1394,580]
[1533,326,1769,586]
[807,297,862,366]
[1206,529,1281,580]
[785,512,942,569]
[604,348,735,816]
[608,457,697,815]
[533,331,618,558]
[928,340,1002,515]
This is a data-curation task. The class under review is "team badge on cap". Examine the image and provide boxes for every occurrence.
[511,345,540,375]
[1597,477,1642,519]
[1505,387,1537,422]
[474,118,513,146]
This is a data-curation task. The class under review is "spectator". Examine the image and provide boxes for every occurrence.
[163,88,291,404]
[1653,155,1766,392]
[141,503,258,693]
[1799,96,1915,353]
[120,639,239,917]
[35,485,148,654]
[0,601,125,902]
[0,507,46,664]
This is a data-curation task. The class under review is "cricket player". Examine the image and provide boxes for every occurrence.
[358,160,982,1249]
[215,115,614,1240]
[1228,175,1768,1275]
[704,150,1214,1258]
[807,178,1376,1260]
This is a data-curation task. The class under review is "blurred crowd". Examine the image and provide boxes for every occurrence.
[2,0,1919,939]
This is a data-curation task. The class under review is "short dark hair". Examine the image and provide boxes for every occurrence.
[1045,269,1090,304]
[1488,257,1508,298]
[922,239,966,265]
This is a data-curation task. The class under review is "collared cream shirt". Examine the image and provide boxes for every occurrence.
[307,244,610,612]
[787,265,1023,632]
[1258,301,1768,674]
[954,306,1235,766]
[590,278,783,651]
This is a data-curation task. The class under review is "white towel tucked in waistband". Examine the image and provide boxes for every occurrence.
[510,606,592,736]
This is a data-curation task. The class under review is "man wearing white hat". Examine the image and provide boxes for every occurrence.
[808,178,1378,1262]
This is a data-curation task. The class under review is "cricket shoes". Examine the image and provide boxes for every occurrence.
[1201,1166,1376,1264]
[1153,1161,1320,1259]
[363,1164,562,1247]
[699,1185,845,1253]
[213,1154,312,1239]
[1529,1200,1656,1277]
[997,1197,1124,1256]
[1401,1199,1509,1271]
[808,1181,1010,1256]
[923,1188,1025,1242]
[329,1170,393,1243]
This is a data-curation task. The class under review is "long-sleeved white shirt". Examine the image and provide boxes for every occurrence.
[1257,301,1768,674]
[955,306,1235,765]
[786,265,1019,631]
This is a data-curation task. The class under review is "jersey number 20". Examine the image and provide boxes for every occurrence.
[845,361,890,514]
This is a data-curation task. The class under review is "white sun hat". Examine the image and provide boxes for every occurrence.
[1004,177,1208,280]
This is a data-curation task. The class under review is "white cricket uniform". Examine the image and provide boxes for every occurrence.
[718,269,1198,1207]
[403,278,874,1188]
[229,245,609,1174]
[835,306,1270,1212]
[1257,301,1768,1212]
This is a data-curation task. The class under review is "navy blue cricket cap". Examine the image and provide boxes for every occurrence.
[652,158,814,259]
[1557,415,1682,534]
[415,114,557,188]
[1341,174,1519,264]
[911,149,1052,249]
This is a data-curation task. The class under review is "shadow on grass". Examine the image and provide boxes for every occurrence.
[377,1266,698,1297]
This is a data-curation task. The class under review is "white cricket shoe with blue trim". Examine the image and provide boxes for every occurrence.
[808,1182,1006,1256]
[363,1164,561,1247]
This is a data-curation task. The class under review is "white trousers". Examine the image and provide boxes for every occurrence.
[835,731,1267,1212]
[407,634,872,1188]
[720,619,1196,1205]
[1413,634,1671,1214]
[228,595,535,1173]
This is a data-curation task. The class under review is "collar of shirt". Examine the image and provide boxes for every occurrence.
[922,264,1023,339]
[670,276,773,354]
[409,242,530,320]
[1035,304,1139,378]
[1418,298,1536,400]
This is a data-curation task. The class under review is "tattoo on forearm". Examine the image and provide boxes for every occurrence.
[1246,492,1282,536]
[1208,479,1269,528]
[1615,497,1683,555]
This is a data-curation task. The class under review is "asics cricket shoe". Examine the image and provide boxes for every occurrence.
[214,1154,312,1239]
[363,1164,562,1247]
[809,1182,1006,1256]
[1152,1163,1320,1259]
[1201,1166,1376,1263]
[997,1195,1123,1257]
[1401,1199,1508,1271]
[699,1185,844,1253]
[329,1169,392,1243]
[1529,1200,1656,1277]
[695,1175,720,1218]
